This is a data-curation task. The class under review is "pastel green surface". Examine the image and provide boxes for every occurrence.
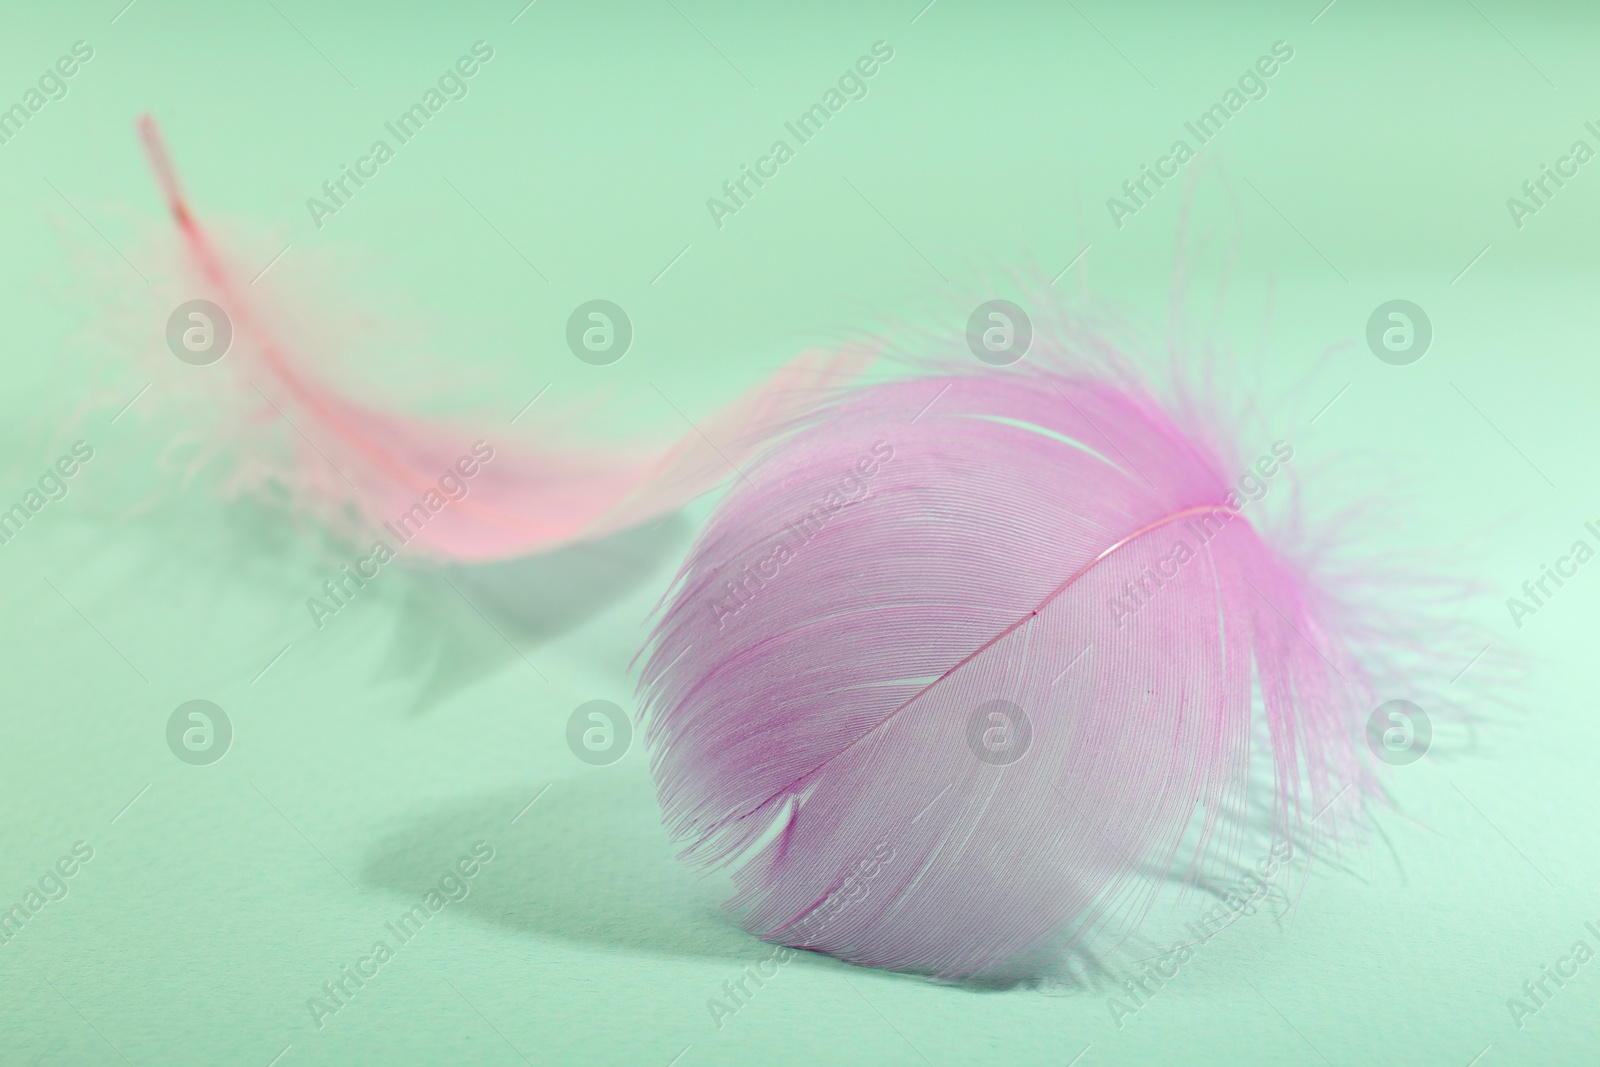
[1,2,1597,1065]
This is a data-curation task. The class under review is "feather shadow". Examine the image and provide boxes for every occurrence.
[357,777,752,961]
[355,778,1100,997]
[377,515,695,717]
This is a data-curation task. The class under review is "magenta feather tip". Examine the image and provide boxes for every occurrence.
[638,344,1381,983]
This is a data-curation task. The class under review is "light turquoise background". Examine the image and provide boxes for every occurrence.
[1,2,1598,1065]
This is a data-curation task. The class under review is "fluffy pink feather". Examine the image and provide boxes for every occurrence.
[135,115,871,562]
[637,344,1381,982]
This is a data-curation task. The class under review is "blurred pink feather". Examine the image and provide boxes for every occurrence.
[637,350,1380,981]
[135,115,872,562]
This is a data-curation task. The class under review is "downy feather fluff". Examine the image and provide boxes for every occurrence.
[637,322,1383,982]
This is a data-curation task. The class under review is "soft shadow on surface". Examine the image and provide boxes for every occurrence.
[359,774,757,962]
[444,515,694,642]
[358,777,1127,993]
[377,515,694,716]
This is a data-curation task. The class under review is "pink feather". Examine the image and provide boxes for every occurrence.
[637,340,1382,982]
[134,116,872,562]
